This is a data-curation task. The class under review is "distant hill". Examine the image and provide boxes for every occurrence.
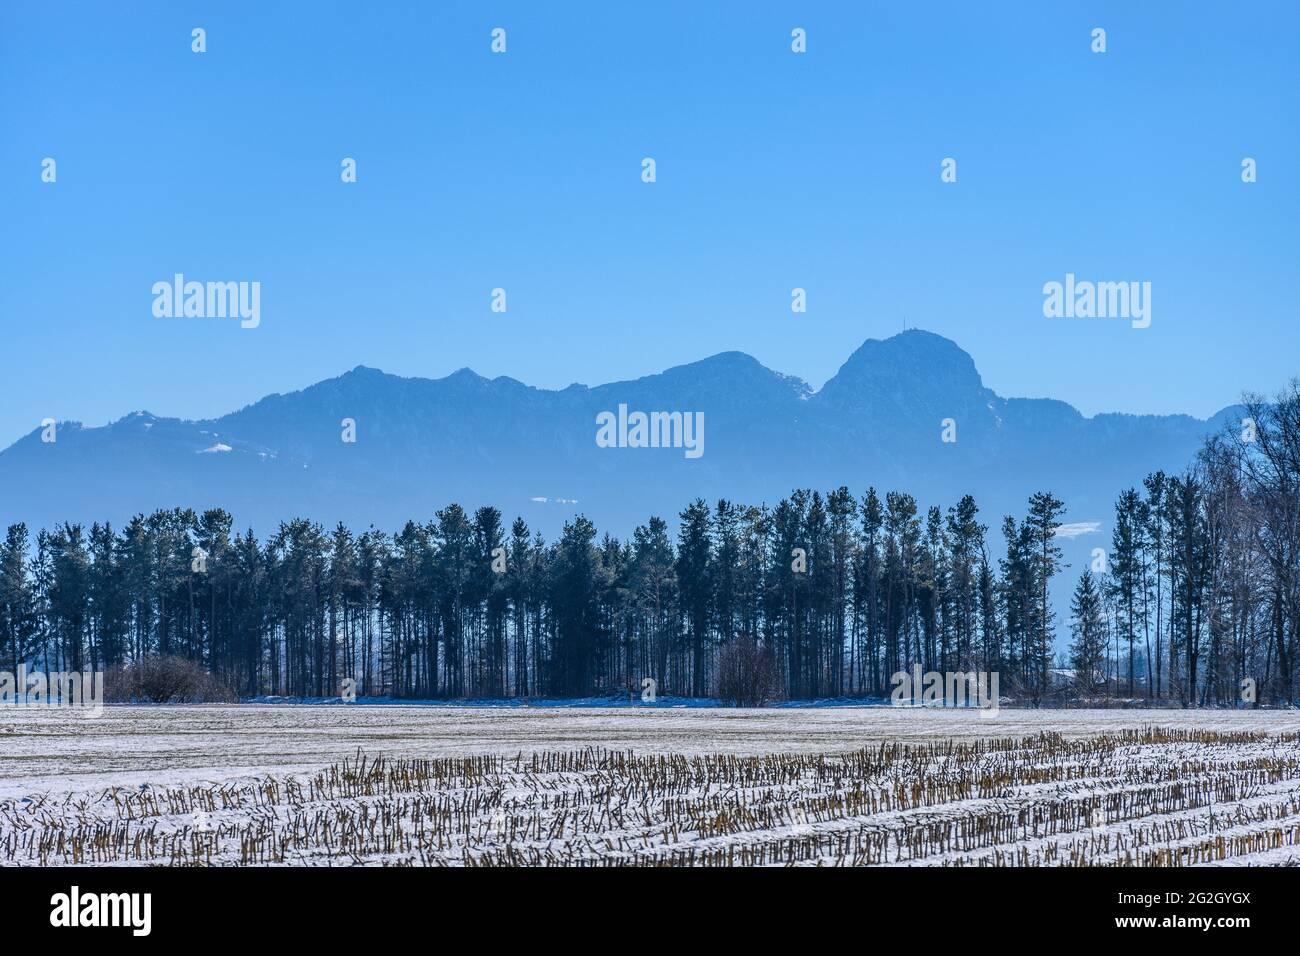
[0,330,1239,549]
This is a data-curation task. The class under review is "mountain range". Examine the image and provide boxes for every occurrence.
[0,330,1239,550]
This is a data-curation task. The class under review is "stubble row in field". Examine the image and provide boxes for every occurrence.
[3,725,1298,867]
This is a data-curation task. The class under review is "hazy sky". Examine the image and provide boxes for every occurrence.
[3,1,1296,448]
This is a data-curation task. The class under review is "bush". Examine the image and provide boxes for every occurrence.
[104,655,238,703]
[715,636,781,707]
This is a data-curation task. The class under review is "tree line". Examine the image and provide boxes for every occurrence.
[1067,383,1299,706]
[1,382,1296,706]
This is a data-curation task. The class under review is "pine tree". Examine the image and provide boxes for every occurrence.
[676,500,712,697]
[1069,569,1106,692]
[1024,492,1067,702]
[0,524,36,674]
[1108,488,1145,696]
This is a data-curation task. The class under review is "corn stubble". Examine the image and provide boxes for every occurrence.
[2,728,1298,867]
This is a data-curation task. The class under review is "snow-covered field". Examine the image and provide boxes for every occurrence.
[1,705,1298,866]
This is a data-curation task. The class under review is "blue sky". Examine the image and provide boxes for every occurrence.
[2,1,1297,448]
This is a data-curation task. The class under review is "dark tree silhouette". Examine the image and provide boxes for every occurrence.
[2,381,1297,705]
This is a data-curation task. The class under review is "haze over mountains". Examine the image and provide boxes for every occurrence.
[0,330,1239,547]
